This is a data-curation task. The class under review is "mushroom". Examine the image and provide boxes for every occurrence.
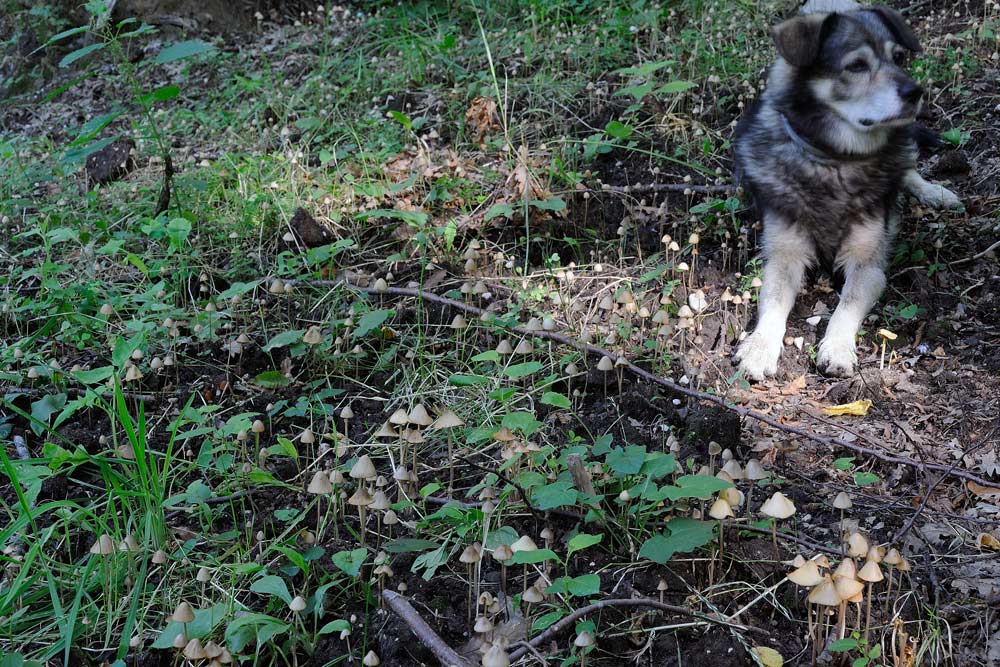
[428,408,464,493]
[482,642,510,667]
[183,638,208,661]
[743,459,768,516]
[459,543,482,623]
[807,575,843,654]
[759,492,796,555]
[708,496,734,583]
[832,492,853,537]
[857,558,884,642]
[289,596,307,613]
[510,535,538,597]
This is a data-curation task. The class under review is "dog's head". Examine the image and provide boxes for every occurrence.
[772,6,923,132]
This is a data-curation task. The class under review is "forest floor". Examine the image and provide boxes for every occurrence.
[1,1,999,666]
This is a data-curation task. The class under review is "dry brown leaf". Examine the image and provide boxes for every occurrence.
[464,96,498,146]
[976,532,1000,551]
[780,374,807,395]
[967,481,1000,500]
[821,399,872,417]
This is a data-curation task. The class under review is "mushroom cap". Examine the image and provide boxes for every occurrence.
[657,577,669,591]
[744,459,768,481]
[760,492,796,519]
[388,409,409,425]
[399,428,425,444]
[846,533,869,559]
[369,490,390,511]
[90,534,115,555]
[347,487,373,506]
[708,441,722,456]
[429,408,464,430]
[807,576,842,606]
[522,584,544,603]
[495,339,514,355]
[832,492,853,510]
[349,455,377,480]
[597,356,614,371]
[514,340,534,355]
[300,427,316,444]
[307,470,334,494]
[708,498,734,520]
[787,560,825,587]
[721,487,744,508]
[172,601,196,624]
[833,558,857,581]
[183,638,208,660]
[883,547,902,565]
[196,567,211,583]
[574,630,596,648]
[834,576,865,600]
[474,616,494,633]
[492,427,517,442]
[492,544,513,562]
[362,651,380,666]
[172,632,188,649]
[857,559,884,583]
[896,557,911,572]
[408,404,433,426]
[482,642,511,667]
[510,535,539,552]
[289,596,307,612]
[720,460,745,480]
[459,543,482,563]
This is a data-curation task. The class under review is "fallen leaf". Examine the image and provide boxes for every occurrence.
[821,399,872,417]
[780,374,806,396]
[967,481,1000,500]
[751,646,784,667]
[464,96,498,146]
[976,533,1000,551]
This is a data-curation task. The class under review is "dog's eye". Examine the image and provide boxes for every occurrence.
[845,60,870,73]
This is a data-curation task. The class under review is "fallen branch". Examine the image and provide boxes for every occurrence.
[601,183,733,194]
[507,597,769,661]
[3,386,155,402]
[309,281,994,489]
[382,590,471,667]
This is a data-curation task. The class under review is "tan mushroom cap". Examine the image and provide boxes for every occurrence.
[847,533,869,559]
[857,559,884,583]
[807,576,842,606]
[459,543,482,563]
[474,616,494,634]
[744,459,768,481]
[429,408,464,430]
[760,492,796,520]
[307,470,333,494]
[721,459,745,480]
[172,601,195,624]
[708,498,735,520]
[408,404,432,426]
[482,642,511,667]
[362,651,381,666]
[522,584,544,603]
[347,487,373,507]
[183,638,208,660]
[787,560,825,587]
[833,558,857,581]
[832,491,853,510]
[90,534,115,555]
[574,630,596,648]
[883,548,902,566]
[492,544,513,562]
[597,356,614,372]
[349,455,377,480]
[388,409,409,426]
[834,576,865,600]
[289,596,307,612]
[510,535,538,553]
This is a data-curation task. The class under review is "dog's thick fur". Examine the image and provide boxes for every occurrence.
[733,0,961,381]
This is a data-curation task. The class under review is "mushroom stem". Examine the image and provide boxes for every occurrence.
[864,583,873,643]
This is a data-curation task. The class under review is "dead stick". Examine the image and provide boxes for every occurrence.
[508,597,769,661]
[382,590,472,667]
[306,281,994,489]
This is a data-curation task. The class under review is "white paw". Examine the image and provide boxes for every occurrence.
[914,183,963,211]
[816,336,857,377]
[735,332,782,382]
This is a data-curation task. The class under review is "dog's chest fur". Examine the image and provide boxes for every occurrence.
[735,102,912,265]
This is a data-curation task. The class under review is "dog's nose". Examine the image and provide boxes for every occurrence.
[898,80,923,104]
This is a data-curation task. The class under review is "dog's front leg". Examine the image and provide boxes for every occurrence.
[903,169,963,210]
[817,220,889,377]
[735,217,813,381]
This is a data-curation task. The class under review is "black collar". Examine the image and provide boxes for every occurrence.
[779,113,875,164]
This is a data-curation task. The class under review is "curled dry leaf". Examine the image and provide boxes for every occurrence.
[821,399,872,417]
[465,96,498,146]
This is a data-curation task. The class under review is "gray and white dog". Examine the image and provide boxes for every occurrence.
[733,0,961,381]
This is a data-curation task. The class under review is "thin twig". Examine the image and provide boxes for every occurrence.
[507,597,769,661]
[382,590,472,667]
[304,281,995,488]
[949,237,1000,266]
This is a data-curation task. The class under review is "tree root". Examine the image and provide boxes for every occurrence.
[382,590,472,667]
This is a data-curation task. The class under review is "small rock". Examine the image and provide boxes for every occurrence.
[289,207,332,247]
[932,150,970,177]
[86,139,136,185]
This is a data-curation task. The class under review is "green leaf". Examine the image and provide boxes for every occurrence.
[331,547,368,577]
[262,329,304,352]
[639,518,715,564]
[59,43,105,68]
[898,303,919,319]
[540,392,571,409]
[501,411,543,435]
[356,208,428,227]
[528,197,566,212]
[485,202,515,221]
[253,370,290,388]
[657,80,697,94]
[250,575,292,604]
[941,128,967,146]
[140,84,181,105]
[471,350,500,363]
[833,457,855,471]
[389,110,412,131]
[512,548,558,564]
[531,610,564,632]
[61,135,118,165]
[605,121,633,139]
[853,471,880,487]
[153,39,216,64]
[45,25,90,45]
[353,309,394,338]
[546,573,601,597]
[640,453,677,479]
[828,638,859,652]
[504,361,543,378]
[30,394,67,435]
[606,445,647,476]
[614,80,657,99]
[111,335,144,367]
[153,603,227,648]
[224,613,290,653]
[318,619,351,636]
[383,539,439,553]
[72,366,114,384]
[661,474,733,500]
[448,374,489,386]
[531,481,578,510]
[566,533,603,558]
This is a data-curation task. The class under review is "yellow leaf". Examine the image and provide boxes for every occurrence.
[751,646,784,667]
[976,532,1000,551]
[821,399,872,417]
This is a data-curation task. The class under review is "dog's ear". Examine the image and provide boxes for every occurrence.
[771,13,839,67]
[870,6,922,52]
